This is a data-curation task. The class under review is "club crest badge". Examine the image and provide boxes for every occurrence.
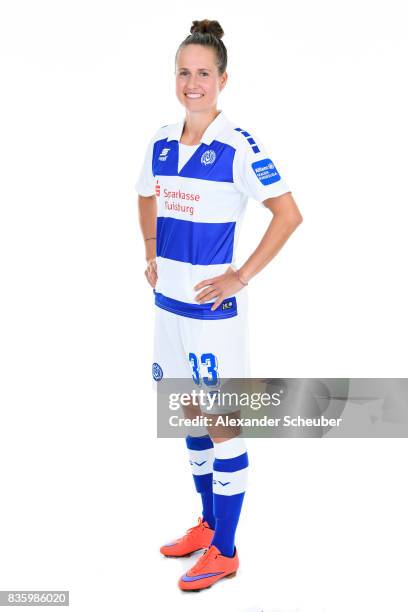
[201,149,216,166]
[152,362,163,381]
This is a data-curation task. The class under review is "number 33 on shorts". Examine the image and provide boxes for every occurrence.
[189,352,219,386]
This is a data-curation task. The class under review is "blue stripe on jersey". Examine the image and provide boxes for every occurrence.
[152,138,235,182]
[153,138,178,175]
[234,127,260,153]
[154,291,238,320]
[157,217,235,265]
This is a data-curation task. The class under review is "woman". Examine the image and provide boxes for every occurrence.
[136,19,302,591]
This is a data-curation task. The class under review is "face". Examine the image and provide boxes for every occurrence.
[175,44,227,112]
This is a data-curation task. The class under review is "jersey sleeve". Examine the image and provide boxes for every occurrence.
[233,132,291,203]
[134,132,158,196]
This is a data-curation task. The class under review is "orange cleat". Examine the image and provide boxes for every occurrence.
[160,517,214,558]
[178,544,239,591]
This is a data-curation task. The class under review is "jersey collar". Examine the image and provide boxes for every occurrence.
[166,110,230,146]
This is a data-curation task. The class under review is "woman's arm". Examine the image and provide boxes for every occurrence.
[238,191,303,283]
[194,191,302,310]
[138,194,158,287]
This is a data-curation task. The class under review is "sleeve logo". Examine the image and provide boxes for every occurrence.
[251,158,281,185]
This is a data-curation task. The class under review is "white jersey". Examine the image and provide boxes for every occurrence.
[135,110,290,320]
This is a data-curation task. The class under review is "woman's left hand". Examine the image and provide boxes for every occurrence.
[194,266,246,311]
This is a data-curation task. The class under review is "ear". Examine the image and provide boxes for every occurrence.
[219,71,228,91]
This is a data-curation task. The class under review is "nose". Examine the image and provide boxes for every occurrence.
[186,74,198,90]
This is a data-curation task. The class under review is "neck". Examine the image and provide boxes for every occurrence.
[181,108,220,144]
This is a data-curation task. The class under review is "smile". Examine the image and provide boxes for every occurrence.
[185,93,204,99]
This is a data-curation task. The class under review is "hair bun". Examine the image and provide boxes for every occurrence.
[190,19,224,39]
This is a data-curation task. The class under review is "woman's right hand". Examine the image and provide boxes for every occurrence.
[145,257,158,288]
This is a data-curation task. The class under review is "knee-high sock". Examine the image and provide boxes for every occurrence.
[211,436,248,557]
[185,434,215,529]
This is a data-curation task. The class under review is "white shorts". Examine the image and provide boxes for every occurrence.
[151,287,251,387]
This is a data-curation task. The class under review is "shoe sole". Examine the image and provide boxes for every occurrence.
[180,570,237,592]
[161,546,210,559]
[161,548,204,558]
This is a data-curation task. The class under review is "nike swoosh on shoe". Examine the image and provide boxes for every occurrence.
[181,572,224,582]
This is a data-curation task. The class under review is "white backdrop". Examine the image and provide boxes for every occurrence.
[0,1,407,611]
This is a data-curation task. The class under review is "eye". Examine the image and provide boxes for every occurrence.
[179,70,189,76]
[200,72,209,76]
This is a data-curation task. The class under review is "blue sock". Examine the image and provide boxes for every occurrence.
[185,434,215,529]
[211,437,249,557]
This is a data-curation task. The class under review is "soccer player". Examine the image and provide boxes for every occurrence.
[136,19,302,591]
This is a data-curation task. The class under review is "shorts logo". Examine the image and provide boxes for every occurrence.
[221,300,233,310]
[201,149,216,166]
[152,362,163,381]
[251,158,281,185]
[158,148,170,161]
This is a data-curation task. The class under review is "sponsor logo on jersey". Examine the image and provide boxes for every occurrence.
[152,362,163,381]
[163,188,200,201]
[164,201,194,215]
[155,180,161,196]
[162,186,200,216]
[158,147,171,161]
[201,149,216,166]
[251,158,281,185]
